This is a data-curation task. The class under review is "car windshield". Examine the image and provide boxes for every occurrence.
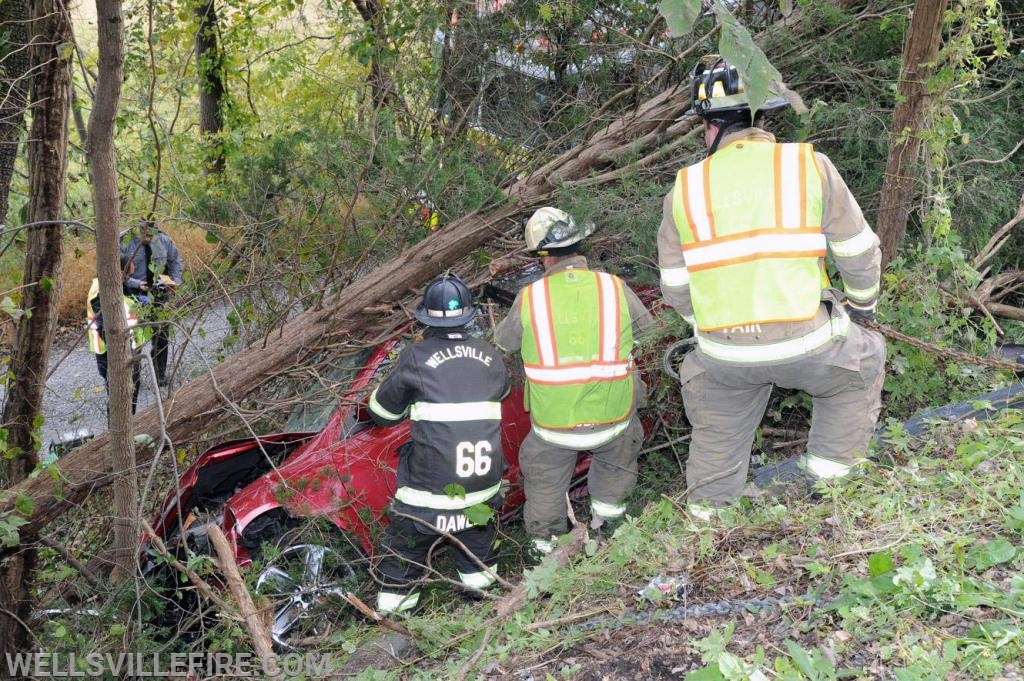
[284,348,376,432]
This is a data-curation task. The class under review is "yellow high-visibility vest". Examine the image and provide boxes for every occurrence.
[520,269,634,430]
[670,140,826,331]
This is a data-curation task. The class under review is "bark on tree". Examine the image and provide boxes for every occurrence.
[0,0,72,668]
[350,0,396,111]
[88,0,138,583]
[195,0,225,173]
[0,84,697,542]
[0,0,31,226]
[876,0,949,267]
[433,0,482,139]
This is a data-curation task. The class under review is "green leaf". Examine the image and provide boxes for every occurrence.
[712,1,782,116]
[57,42,74,60]
[39,276,54,294]
[685,666,726,680]
[868,550,895,577]
[464,503,493,526]
[785,640,818,676]
[0,296,24,321]
[443,483,466,500]
[1005,494,1024,531]
[779,0,794,16]
[14,495,33,517]
[660,0,703,37]
[716,651,747,678]
[537,3,554,22]
[967,538,1017,571]
[205,230,221,244]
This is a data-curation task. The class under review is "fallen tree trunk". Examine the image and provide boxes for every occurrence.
[0,85,696,541]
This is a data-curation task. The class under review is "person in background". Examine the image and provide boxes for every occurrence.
[121,220,183,387]
[494,207,654,554]
[657,55,886,517]
[86,253,150,414]
[368,273,509,615]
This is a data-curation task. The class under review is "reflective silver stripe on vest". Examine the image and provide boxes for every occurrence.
[409,401,501,422]
[828,226,876,258]
[660,266,691,287]
[533,418,630,449]
[683,232,827,267]
[369,389,407,421]
[394,482,501,510]
[696,315,849,363]
[523,362,631,384]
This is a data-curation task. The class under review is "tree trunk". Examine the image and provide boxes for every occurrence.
[0,0,72,669]
[351,0,396,111]
[195,0,225,173]
[88,0,138,583]
[0,84,697,541]
[434,1,482,139]
[876,0,949,267]
[0,0,31,226]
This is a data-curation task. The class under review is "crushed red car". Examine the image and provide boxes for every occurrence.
[145,273,660,646]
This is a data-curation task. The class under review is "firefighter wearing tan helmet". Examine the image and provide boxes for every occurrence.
[496,207,654,554]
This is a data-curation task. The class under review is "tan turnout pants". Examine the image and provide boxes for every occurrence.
[519,418,644,540]
[680,323,886,505]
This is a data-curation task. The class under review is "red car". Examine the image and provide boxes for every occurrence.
[146,277,655,647]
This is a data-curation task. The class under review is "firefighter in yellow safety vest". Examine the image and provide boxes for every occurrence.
[495,208,653,553]
[86,253,151,414]
[658,55,886,517]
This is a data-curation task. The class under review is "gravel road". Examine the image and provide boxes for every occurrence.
[7,301,237,454]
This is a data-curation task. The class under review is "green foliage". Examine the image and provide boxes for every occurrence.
[659,0,703,36]
[712,2,783,115]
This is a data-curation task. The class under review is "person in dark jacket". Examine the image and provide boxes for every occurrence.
[121,220,183,386]
[368,273,509,615]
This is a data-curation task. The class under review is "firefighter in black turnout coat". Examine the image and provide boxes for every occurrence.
[368,274,509,614]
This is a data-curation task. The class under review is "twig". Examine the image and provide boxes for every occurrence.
[959,137,1024,167]
[39,536,104,589]
[140,520,234,614]
[342,592,415,638]
[207,524,279,677]
[454,627,493,681]
[973,192,1024,273]
[525,606,617,631]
